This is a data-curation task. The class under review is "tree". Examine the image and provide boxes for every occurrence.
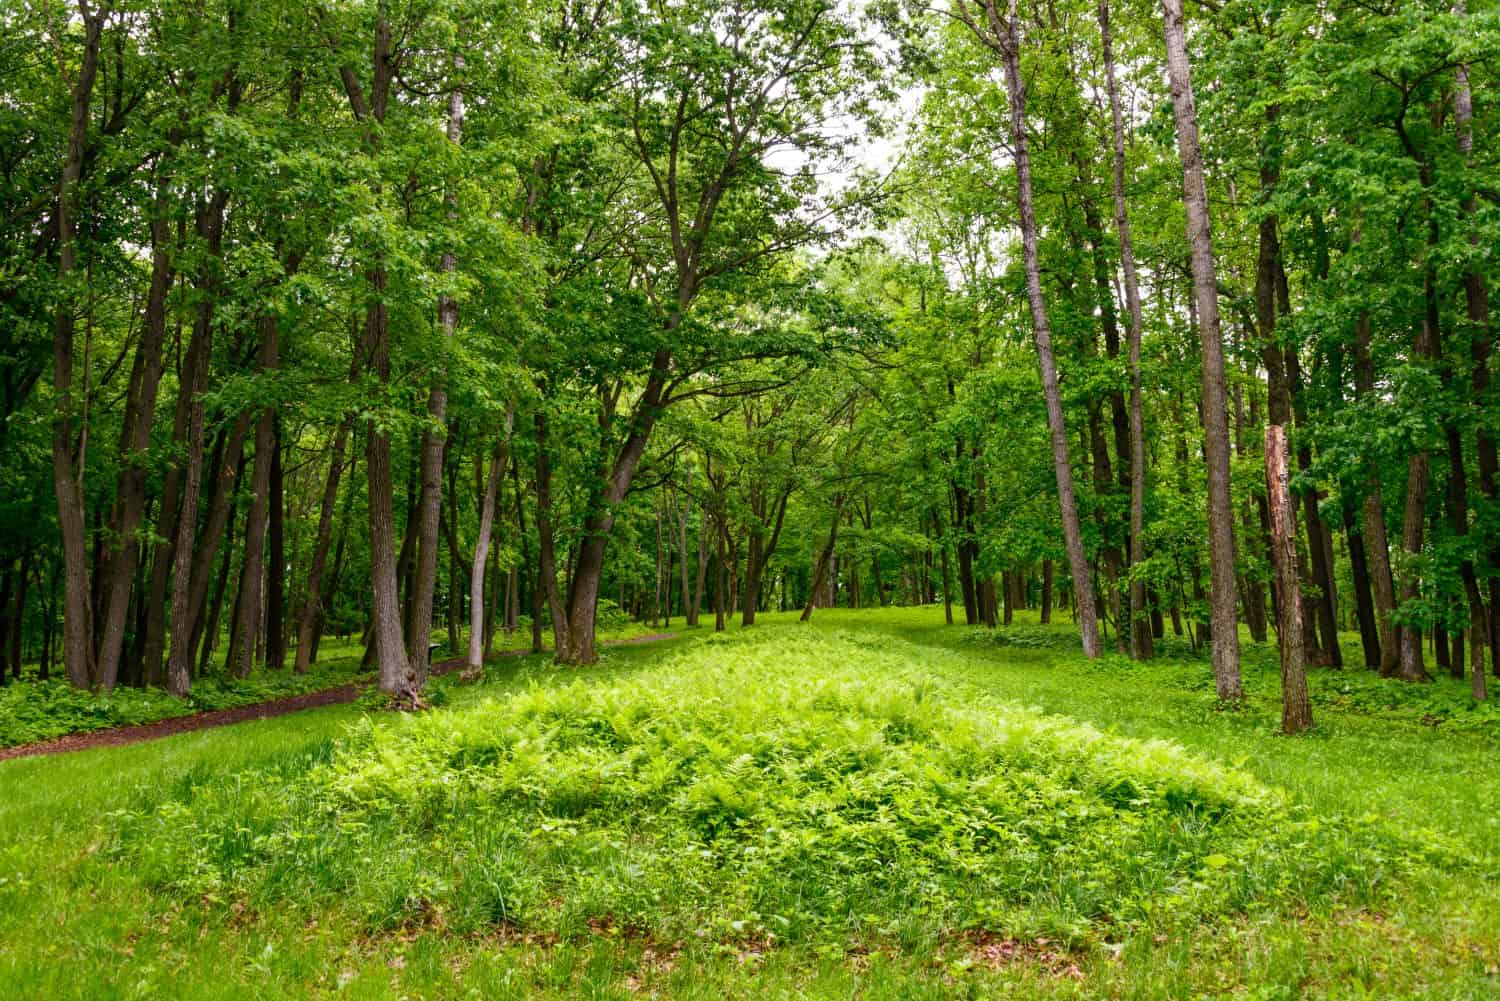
[1160,0,1241,700]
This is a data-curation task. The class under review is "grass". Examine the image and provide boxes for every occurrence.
[2,607,1497,999]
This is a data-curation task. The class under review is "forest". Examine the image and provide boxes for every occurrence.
[2,0,1498,997]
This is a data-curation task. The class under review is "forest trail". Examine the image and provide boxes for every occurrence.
[0,632,678,763]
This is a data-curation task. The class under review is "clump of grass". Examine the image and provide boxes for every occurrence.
[112,629,1407,952]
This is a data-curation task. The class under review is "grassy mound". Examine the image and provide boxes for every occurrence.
[114,629,1405,949]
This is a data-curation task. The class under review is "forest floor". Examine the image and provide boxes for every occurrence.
[0,631,677,761]
[2,607,1497,999]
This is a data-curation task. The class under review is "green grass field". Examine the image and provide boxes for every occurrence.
[2,607,1497,999]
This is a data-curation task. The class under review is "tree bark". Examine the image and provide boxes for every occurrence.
[1162,0,1242,698]
[1284,342,1341,665]
[741,489,790,627]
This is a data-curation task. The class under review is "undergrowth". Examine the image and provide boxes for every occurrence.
[112,628,1411,952]
[0,659,366,748]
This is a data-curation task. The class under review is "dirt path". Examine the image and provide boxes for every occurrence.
[0,633,678,763]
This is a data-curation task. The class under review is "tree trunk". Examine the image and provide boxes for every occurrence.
[1353,312,1399,673]
[468,413,513,675]
[1099,0,1152,660]
[50,6,107,690]
[938,515,954,625]
[141,309,201,686]
[364,288,410,696]
[1162,0,1242,698]
[1266,426,1311,732]
[676,493,692,626]
[96,172,176,691]
[533,409,572,657]
[266,419,286,670]
[557,348,673,664]
[162,284,237,697]
[953,468,980,626]
[1285,342,1341,665]
[1397,441,1430,682]
[228,317,280,679]
[1454,13,1492,699]
[801,496,847,622]
[691,505,709,626]
[293,419,352,673]
[407,74,464,682]
[1343,500,1381,668]
[987,0,1101,658]
[9,550,31,680]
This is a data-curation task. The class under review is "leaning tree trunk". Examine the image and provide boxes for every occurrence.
[987,0,1101,658]
[557,348,673,664]
[50,5,106,690]
[1162,0,1242,698]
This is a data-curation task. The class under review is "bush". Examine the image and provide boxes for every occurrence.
[594,598,633,632]
[113,629,1407,949]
